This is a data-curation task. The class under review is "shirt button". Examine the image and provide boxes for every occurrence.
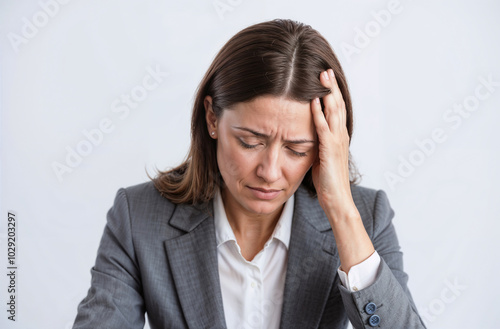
[352,286,359,291]
[365,302,377,315]
[251,282,256,288]
[368,314,381,327]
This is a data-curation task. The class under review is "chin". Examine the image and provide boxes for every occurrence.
[242,197,286,216]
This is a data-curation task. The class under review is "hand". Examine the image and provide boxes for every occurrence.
[310,69,374,273]
[310,69,357,220]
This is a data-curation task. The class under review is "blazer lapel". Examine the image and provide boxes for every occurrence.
[164,203,226,328]
[280,187,340,329]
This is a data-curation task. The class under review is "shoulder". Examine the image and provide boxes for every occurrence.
[116,180,176,215]
[112,180,212,236]
[295,184,394,238]
[351,184,379,205]
[108,181,178,235]
[350,184,395,239]
[121,180,168,202]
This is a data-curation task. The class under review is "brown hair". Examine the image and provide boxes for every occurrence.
[152,19,361,204]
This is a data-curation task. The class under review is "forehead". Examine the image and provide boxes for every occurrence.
[222,95,313,132]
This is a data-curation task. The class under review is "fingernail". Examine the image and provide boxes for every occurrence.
[315,97,320,104]
[323,71,329,80]
[329,69,335,78]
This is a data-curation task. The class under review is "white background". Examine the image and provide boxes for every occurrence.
[1,0,499,328]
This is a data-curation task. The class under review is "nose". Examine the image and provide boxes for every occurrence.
[256,145,282,184]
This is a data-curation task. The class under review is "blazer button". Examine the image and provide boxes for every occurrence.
[368,314,381,327]
[364,302,377,315]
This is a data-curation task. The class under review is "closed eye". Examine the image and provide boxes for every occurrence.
[238,138,309,157]
[238,139,258,149]
[287,147,307,157]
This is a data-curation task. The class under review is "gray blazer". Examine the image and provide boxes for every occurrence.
[73,181,426,329]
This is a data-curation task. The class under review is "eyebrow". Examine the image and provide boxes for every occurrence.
[232,126,316,144]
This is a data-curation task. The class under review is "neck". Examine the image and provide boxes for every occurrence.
[221,188,284,261]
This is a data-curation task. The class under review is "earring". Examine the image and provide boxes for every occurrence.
[211,131,215,136]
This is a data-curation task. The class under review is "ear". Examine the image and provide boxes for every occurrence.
[204,95,218,138]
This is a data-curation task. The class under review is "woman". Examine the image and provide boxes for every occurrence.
[74,19,426,328]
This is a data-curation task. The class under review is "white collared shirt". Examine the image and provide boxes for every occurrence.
[213,188,380,329]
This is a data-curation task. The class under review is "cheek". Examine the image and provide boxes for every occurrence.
[217,140,250,180]
[284,157,314,183]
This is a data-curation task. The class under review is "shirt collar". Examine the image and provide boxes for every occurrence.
[213,187,294,249]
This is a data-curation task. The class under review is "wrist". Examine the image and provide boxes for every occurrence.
[323,201,360,225]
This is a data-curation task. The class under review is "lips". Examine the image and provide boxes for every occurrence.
[247,186,282,200]
[250,187,281,193]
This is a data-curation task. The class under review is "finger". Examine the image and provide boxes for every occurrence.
[328,69,347,130]
[320,69,345,133]
[322,69,347,136]
[318,70,337,130]
[328,69,344,108]
[311,97,330,139]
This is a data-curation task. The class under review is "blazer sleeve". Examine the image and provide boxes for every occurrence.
[338,189,427,329]
[73,188,146,329]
